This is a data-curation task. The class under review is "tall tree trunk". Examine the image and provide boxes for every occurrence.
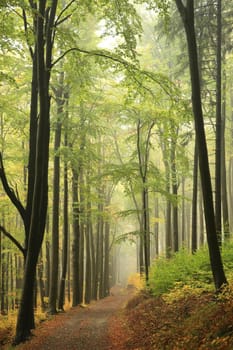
[85,175,92,304]
[0,232,2,313]
[137,120,154,281]
[1,241,6,315]
[15,0,58,343]
[229,83,233,232]
[99,203,104,299]
[90,217,96,300]
[181,177,185,245]
[154,196,159,258]
[171,131,179,252]
[38,251,46,311]
[85,223,92,304]
[191,139,198,253]
[93,202,101,300]
[79,171,85,304]
[45,240,50,297]
[215,0,222,242]
[49,72,65,314]
[103,220,110,297]
[58,131,69,310]
[199,176,205,246]
[221,66,229,239]
[175,0,227,290]
[165,164,172,257]
[72,168,81,306]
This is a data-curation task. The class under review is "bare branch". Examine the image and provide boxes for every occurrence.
[0,153,26,222]
[22,8,33,59]
[56,13,72,27]
[55,0,76,26]
[0,225,25,256]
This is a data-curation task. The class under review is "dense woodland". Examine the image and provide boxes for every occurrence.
[1,0,233,346]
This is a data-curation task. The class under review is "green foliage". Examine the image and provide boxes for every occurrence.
[149,242,233,296]
[149,246,214,295]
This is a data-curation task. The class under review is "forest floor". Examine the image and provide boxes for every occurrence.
[2,283,233,349]
[2,285,135,350]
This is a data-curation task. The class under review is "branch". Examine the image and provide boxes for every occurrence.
[51,47,131,68]
[56,14,72,26]
[113,132,142,226]
[0,153,26,222]
[0,225,25,256]
[55,0,76,26]
[175,0,186,17]
[52,47,176,98]
[144,122,155,179]
[137,119,144,180]
[22,8,33,59]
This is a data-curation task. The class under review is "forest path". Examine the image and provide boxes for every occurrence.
[14,286,135,350]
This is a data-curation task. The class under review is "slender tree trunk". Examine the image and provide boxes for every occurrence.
[99,203,104,299]
[229,84,233,232]
[171,132,179,252]
[72,168,81,306]
[85,175,92,304]
[165,161,172,257]
[175,0,227,290]
[94,211,100,300]
[137,120,154,281]
[215,0,222,242]
[199,176,205,246]
[192,139,198,253]
[221,66,229,239]
[58,132,69,310]
[181,177,185,245]
[1,244,6,315]
[38,251,46,310]
[154,196,159,257]
[103,220,110,297]
[142,186,150,281]
[49,73,65,314]
[85,222,92,304]
[90,218,96,300]
[45,241,50,297]
[79,171,85,304]
[0,232,2,313]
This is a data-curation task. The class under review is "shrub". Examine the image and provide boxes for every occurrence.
[149,246,213,295]
[149,242,233,296]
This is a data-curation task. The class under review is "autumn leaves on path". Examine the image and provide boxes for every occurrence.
[15,286,134,350]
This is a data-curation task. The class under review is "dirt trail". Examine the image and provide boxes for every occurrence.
[12,287,135,350]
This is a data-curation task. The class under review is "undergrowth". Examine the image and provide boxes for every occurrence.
[124,242,233,350]
[149,242,233,296]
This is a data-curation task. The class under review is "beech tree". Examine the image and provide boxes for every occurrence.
[175,0,227,290]
[14,0,59,343]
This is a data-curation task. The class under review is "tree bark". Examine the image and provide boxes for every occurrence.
[72,168,81,306]
[191,139,198,253]
[221,66,229,238]
[175,0,227,290]
[215,0,222,242]
[171,128,179,252]
[49,72,65,314]
[58,131,69,310]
